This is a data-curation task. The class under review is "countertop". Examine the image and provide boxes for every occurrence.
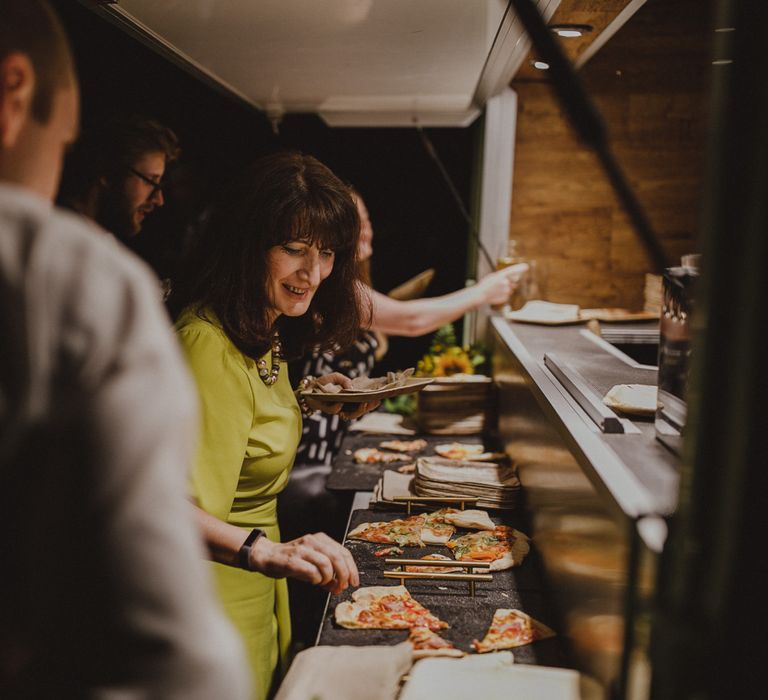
[491,317,679,546]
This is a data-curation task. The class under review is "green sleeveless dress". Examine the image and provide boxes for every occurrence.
[176,308,298,700]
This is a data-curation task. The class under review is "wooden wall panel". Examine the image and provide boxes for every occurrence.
[508,0,712,309]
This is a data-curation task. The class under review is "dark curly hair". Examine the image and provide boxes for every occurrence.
[170,151,369,360]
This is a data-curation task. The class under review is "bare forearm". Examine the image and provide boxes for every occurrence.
[192,503,359,592]
[193,504,248,568]
[369,286,487,336]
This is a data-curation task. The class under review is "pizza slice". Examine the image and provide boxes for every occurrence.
[421,508,458,544]
[374,546,404,558]
[433,442,506,461]
[472,609,555,652]
[442,508,495,531]
[354,447,412,464]
[347,515,425,547]
[408,626,465,658]
[405,554,463,574]
[379,439,428,453]
[446,525,530,571]
[335,585,448,631]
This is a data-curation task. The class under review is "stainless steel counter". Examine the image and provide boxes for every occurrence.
[491,317,679,522]
[489,315,676,696]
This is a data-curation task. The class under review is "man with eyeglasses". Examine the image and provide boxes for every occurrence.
[59,114,178,240]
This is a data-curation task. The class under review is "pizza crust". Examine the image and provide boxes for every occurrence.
[442,509,495,531]
[354,448,411,464]
[408,627,465,658]
[448,526,531,570]
[347,516,425,547]
[412,647,466,659]
[334,586,448,631]
[380,439,428,453]
[473,608,555,653]
[335,586,411,630]
[421,529,453,545]
[405,554,462,574]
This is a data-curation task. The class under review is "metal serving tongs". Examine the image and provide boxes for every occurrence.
[383,558,492,597]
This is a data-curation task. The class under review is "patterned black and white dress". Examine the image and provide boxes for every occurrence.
[293,331,380,466]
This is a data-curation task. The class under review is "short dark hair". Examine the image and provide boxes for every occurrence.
[170,151,368,360]
[0,0,75,123]
[59,115,180,198]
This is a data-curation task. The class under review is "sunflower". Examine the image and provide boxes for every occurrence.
[433,350,474,377]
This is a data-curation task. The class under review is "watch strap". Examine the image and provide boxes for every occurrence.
[238,528,266,571]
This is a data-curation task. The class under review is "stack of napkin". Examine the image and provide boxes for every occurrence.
[413,457,520,510]
[371,458,520,511]
[275,642,412,700]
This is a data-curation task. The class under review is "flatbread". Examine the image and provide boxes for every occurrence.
[421,508,457,545]
[335,585,448,631]
[379,439,428,453]
[408,627,465,658]
[347,515,425,547]
[312,368,415,394]
[354,448,412,464]
[442,509,495,531]
[603,384,658,416]
[405,554,462,574]
[433,443,505,461]
[472,609,555,653]
[446,526,530,571]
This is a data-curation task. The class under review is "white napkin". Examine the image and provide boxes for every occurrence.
[275,643,412,700]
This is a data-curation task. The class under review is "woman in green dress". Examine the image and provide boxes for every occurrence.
[169,152,372,699]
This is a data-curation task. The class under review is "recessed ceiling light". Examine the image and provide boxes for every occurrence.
[549,23,593,38]
[533,60,550,70]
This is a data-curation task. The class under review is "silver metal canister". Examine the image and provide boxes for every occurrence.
[655,265,699,454]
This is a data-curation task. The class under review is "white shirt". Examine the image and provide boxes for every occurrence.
[0,184,250,698]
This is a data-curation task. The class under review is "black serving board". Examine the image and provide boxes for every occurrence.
[326,433,484,492]
[317,508,568,667]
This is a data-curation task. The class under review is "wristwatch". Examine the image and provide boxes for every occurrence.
[238,528,266,571]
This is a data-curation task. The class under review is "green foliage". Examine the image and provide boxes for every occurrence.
[382,392,417,416]
[416,324,491,378]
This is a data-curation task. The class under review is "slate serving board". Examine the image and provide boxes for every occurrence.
[317,508,568,667]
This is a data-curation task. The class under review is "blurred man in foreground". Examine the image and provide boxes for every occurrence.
[0,1,249,696]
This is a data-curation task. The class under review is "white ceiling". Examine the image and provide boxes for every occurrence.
[99,0,560,127]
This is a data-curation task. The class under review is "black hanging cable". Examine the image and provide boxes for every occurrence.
[416,125,496,271]
[508,0,669,272]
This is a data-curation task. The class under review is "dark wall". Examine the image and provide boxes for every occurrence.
[51,0,478,372]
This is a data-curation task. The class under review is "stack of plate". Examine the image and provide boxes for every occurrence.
[412,456,520,510]
[644,274,663,315]
[416,375,494,435]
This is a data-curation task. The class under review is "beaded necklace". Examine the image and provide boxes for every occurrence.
[256,330,282,385]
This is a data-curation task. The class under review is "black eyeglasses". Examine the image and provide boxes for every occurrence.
[127,167,165,198]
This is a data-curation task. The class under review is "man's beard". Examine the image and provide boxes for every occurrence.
[96,187,140,240]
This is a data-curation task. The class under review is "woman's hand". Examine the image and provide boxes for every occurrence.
[476,262,529,306]
[305,372,380,419]
[249,532,360,594]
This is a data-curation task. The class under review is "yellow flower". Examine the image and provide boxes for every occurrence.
[433,351,473,377]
